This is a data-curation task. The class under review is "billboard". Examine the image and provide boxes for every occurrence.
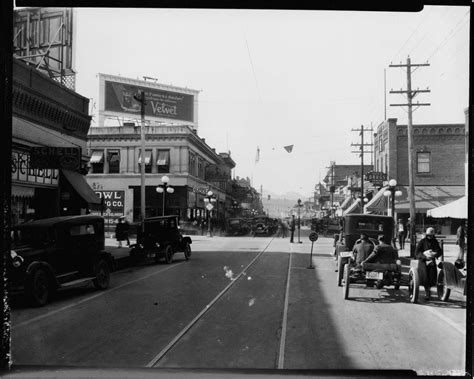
[104,79,194,122]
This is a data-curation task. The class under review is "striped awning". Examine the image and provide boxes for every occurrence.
[343,199,363,215]
[340,196,354,210]
[138,151,152,164]
[90,150,104,163]
[365,187,389,215]
[157,150,169,166]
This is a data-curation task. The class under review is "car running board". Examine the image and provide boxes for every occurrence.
[60,277,95,288]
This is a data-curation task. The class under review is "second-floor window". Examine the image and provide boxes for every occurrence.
[189,152,196,176]
[107,150,120,174]
[417,152,431,173]
[90,150,104,174]
[138,150,152,173]
[157,150,170,173]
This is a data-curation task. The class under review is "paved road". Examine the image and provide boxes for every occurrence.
[9,235,467,375]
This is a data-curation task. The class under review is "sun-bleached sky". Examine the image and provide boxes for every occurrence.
[72,5,470,198]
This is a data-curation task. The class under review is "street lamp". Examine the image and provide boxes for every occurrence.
[357,196,369,213]
[384,179,403,247]
[204,190,217,237]
[297,198,303,243]
[156,175,174,216]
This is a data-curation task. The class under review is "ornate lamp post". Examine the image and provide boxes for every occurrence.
[204,190,217,237]
[384,179,403,247]
[357,195,369,213]
[156,175,174,216]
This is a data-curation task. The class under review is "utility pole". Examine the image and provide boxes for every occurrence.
[326,161,336,217]
[351,125,373,211]
[389,56,430,257]
[133,90,147,232]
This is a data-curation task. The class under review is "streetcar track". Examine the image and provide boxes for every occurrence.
[277,250,292,369]
[146,237,277,367]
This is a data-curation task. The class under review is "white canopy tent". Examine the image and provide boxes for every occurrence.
[426,196,467,219]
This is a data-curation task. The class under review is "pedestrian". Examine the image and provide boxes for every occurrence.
[115,216,130,248]
[281,220,288,238]
[415,227,442,300]
[397,219,407,250]
[290,215,296,243]
[352,233,375,268]
[406,217,411,241]
[456,220,467,262]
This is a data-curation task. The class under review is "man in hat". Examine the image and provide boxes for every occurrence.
[351,232,375,268]
[115,216,130,248]
[415,227,442,300]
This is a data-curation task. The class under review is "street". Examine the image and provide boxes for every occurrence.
[10,234,466,375]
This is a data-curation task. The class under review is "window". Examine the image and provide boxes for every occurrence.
[189,152,196,176]
[138,150,153,173]
[198,158,203,179]
[417,152,430,173]
[107,150,120,174]
[90,150,104,173]
[157,150,170,173]
[70,224,95,236]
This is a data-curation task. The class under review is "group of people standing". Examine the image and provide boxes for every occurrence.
[276,215,299,242]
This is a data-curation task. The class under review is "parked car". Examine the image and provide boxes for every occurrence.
[335,214,395,286]
[130,215,192,264]
[250,216,278,236]
[226,218,251,236]
[8,215,114,307]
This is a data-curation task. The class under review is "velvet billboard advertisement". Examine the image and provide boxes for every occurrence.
[104,80,194,122]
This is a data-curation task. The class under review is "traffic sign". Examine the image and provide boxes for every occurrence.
[309,231,319,242]
[206,203,214,211]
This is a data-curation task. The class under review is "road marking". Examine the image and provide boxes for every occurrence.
[146,238,275,368]
[277,251,292,369]
[13,263,184,330]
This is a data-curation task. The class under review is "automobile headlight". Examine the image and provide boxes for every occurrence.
[10,250,24,268]
[396,259,402,266]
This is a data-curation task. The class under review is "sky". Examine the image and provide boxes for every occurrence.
[72,5,470,199]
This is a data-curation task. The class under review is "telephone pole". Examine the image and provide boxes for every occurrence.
[325,161,336,217]
[133,90,147,232]
[389,56,430,257]
[351,125,373,211]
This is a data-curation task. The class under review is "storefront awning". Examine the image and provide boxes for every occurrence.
[340,196,354,210]
[396,185,465,213]
[427,196,467,219]
[90,151,104,163]
[343,199,363,215]
[61,169,101,204]
[138,151,152,164]
[12,185,35,199]
[365,187,389,215]
[157,150,169,166]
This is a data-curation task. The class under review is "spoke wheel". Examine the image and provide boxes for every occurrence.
[343,263,350,300]
[164,245,173,264]
[26,268,50,307]
[184,243,191,260]
[408,267,419,304]
[93,259,110,290]
[437,269,451,302]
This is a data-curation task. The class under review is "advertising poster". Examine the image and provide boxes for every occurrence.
[90,190,125,234]
[104,80,194,122]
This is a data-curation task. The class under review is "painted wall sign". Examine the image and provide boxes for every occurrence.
[104,80,194,122]
[90,190,125,233]
[11,150,59,186]
[29,146,81,170]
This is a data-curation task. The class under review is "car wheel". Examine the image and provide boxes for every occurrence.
[343,264,350,300]
[184,242,192,260]
[437,269,451,302]
[164,245,173,264]
[376,280,384,289]
[93,259,110,290]
[408,267,419,304]
[26,268,50,307]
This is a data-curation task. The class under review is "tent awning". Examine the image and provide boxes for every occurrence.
[343,199,363,215]
[395,185,465,213]
[89,151,104,163]
[61,170,101,205]
[427,196,467,219]
[340,196,354,210]
[365,187,389,214]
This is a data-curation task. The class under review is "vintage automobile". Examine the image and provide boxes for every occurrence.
[251,216,278,236]
[8,215,114,307]
[130,215,192,264]
[335,214,395,286]
[226,218,251,236]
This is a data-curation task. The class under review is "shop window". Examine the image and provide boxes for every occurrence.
[138,150,153,173]
[107,150,120,174]
[90,150,104,174]
[157,150,170,173]
[417,152,431,173]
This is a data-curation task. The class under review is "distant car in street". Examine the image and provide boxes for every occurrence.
[226,218,251,236]
[130,215,192,264]
[9,215,114,307]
